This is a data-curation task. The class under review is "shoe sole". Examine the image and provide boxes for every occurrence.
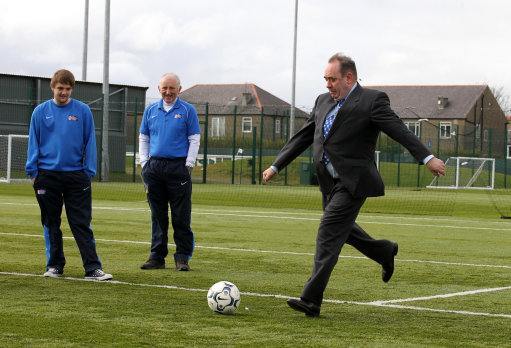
[43,273,62,278]
[84,275,113,281]
[140,265,165,270]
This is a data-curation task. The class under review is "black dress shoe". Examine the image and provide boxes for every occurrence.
[287,298,320,317]
[140,259,165,270]
[382,242,398,282]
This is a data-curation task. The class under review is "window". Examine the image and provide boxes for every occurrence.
[275,119,281,134]
[404,121,420,137]
[439,122,452,139]
[475,124,481,140]
[483,129,488,143]
[242,117,252,133]
[211,117,225,137]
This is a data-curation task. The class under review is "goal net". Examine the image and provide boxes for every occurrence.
[0,134,30,183]
[427,156,495,190]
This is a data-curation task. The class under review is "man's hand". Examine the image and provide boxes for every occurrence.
[186,166,193,175]
[31,178,35,185]
[262,167,277,183]
[426,157,446,176]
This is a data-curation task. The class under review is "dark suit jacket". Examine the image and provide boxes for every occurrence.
[273,84,432,198]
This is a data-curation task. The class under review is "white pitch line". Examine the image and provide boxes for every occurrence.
[2,202,511,231]
[1,271,510,319]
[369,286,511,305]
[368,303,511,319]
[190,208,511,227]
[1,232,510,269]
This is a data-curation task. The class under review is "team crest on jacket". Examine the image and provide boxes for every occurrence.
[68,115,78,121]
[174,114,182,119]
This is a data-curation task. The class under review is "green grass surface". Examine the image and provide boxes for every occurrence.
[0,184,510,346]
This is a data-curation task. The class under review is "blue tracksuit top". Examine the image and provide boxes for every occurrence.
[25,99,97,178]
[139,98,200,158]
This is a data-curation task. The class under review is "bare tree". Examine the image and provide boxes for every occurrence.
[490,86,511,114]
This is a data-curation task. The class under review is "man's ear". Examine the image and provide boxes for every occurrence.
[345,71,355,84]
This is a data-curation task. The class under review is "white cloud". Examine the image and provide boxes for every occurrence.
[0,0,510,111]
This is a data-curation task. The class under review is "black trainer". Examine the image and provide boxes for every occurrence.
[141,259,165,270]
[84,269,113,281]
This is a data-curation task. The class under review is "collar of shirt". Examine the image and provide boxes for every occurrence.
[159,98,178,113]
[336,82,358,105]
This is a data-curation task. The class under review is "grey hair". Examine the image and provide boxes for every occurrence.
[160,73,181,87]
[328,53,357,79]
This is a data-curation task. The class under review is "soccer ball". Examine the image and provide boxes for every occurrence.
[207,281,241,315]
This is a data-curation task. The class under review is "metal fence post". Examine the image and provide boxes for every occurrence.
[455,124,459,156]
[505,122,509,189]
[98,103,103,181]
[202,103,209,184]
[397,144,401,187]
[258,108,264,184]
[251,126,257,184]
[284,117,289,185]
[132,98,138,182]
[488,128,493,157]
[231,106,237,185]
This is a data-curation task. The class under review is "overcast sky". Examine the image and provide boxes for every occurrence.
[1,0,510,112]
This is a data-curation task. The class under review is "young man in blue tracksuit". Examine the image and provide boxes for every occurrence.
[139,73,201,271]
[26,69,112,281]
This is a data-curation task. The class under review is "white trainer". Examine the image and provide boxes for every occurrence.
[43,267,63,278]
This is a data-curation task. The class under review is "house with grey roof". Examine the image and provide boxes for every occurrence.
[179,83,308,143]
[367,85,507,157]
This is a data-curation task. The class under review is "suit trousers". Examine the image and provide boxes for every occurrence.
[142,157,194,263]
[301,178,394,306]
[33,170,102,273]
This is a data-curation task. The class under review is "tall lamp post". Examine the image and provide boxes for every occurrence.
[289,0,298,139]
[101,0,110,181]
[82,0,89,81]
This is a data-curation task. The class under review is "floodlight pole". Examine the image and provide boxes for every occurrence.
[101,0,110,181]
[81,0,89,81]
[289,0,298,139]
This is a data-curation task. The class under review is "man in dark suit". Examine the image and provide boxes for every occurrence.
[262,53,445,317]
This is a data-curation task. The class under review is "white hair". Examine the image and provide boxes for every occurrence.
[160,73,181,87]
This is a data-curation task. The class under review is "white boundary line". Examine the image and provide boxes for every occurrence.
[370,286,511,305]
[1,202,510,231]
[1,231,511,269]
[1,271,510,319]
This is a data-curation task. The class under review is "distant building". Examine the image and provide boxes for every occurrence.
[367,85,507,157]
[180,83,308,142]
[0,73,147,173]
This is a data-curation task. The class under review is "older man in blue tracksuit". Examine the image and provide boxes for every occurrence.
[26,69,112,281]
[139,73,201,271]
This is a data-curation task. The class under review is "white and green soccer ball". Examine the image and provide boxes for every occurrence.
[207,281,241,315]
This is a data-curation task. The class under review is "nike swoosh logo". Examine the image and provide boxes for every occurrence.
[150,115,157,119]
[83,186,90,191]
[45,116,53,119]
[180,181,188,186]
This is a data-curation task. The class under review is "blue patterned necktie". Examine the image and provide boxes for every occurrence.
[322,99,345,164]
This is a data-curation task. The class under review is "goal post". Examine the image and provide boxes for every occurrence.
[427,156,495,190]
[0,134,30,183]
